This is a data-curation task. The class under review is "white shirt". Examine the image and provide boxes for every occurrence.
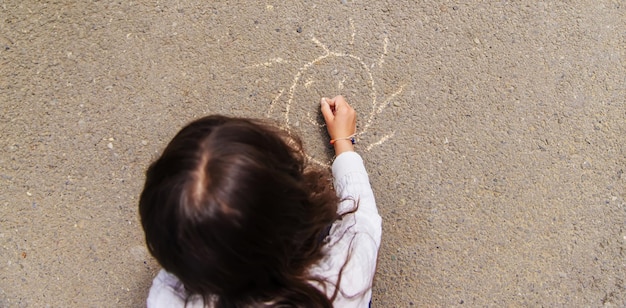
[147,151,382,307]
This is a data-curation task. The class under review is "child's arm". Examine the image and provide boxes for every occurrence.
[320,95,378,218]
[320,96,382,307]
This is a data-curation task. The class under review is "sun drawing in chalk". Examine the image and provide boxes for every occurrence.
[253,20,405,167]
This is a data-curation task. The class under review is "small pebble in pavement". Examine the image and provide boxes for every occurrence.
[581,161,592,169]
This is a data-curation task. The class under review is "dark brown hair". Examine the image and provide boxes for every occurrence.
[139,115,341,307]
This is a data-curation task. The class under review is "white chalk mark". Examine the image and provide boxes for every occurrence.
[311,36,330,55]
[306,112,325,128]
[377,37,389,68]
[366,131,395,152]
[304,78,314,89]
[377,84,406,114]
[281,127,301,147]
[266,89,284,118]
[337,76,346,90]
[349,18,356,46]
[280,125,331,167]
[307,154,331,168]
[245,57,287,69]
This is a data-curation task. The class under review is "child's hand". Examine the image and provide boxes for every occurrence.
[320,95,356,155]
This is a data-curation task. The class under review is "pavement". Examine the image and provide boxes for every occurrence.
[1,0,625,306]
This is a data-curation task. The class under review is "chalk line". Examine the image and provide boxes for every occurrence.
[349,18,356,46]
[366,131,395,152]
[245,57,287,69]
[337,76,347,90]
[306,111,325,128]
[307,154,331,168]
[377,37,389,68]
[377,84,406,114]
[266,89,284,118]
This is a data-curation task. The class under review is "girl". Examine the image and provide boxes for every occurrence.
[139,96,381,307]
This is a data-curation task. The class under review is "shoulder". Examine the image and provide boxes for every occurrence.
[147,270,205,308]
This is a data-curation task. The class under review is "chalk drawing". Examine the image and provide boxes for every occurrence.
[245,57,288,69]
[348,18,356,46]
[377,37,389,68]
[265,88,284,118]
[252,22,405,167]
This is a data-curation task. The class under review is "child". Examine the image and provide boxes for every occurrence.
[139,96,381,307]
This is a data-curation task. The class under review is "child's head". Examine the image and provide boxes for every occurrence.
[139,115,339,305]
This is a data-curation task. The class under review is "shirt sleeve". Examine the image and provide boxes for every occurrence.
[332,151,382,248]
[323,151,382,307]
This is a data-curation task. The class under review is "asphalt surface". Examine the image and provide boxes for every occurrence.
[1,1,625,306]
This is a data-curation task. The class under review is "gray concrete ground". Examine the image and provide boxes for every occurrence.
[1,1,625,306]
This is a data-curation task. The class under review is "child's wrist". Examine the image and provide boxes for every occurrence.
[333,139,355,156]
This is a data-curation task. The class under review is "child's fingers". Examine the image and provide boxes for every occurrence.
[331,95,346,112]
[325,97,337,109]
[333,96,356,121]
[320,97,334,123]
